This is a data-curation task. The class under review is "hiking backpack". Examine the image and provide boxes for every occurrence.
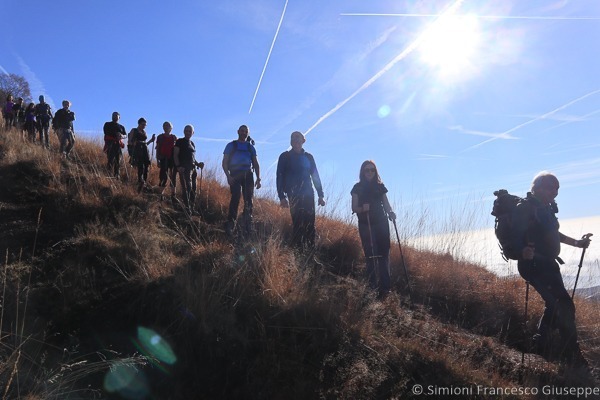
[227,137,256,171]
[491,189,527,261]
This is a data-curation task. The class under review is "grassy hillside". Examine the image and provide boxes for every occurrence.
[0,127,599,399]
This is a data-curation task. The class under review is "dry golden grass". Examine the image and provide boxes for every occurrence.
[0,126,598,398]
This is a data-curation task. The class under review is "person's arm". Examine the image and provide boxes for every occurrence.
[276,152,288,207]
[560,233,591,248]
[173,145,182,171]
[308,154,325,206]
[222,153,233,185]
[251,155,261,189]
[146,134,156,145]
[351,193,364,214]
[382,193,396,220]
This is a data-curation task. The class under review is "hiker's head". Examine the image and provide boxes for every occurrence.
[183,124,194,138]
[531,171,559,203]
[27,102,35,109]
[359,160,382,184]
[112,112,120,122]
[39,95,45,103]
[16,97,23,104]
[137,117,147,129]
[163,121,173,134]
[62,100,71,109]
[7,94,13,101]
[238,125,249,141]
[290,131,305,152]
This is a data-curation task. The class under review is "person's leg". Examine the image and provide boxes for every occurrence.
[373,222,391,295]
[228,172,243,224]
[190,169,197,209]
[240,171,255,233]
[358,223,377,289]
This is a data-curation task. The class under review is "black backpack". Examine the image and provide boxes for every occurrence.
[491,189,527,261]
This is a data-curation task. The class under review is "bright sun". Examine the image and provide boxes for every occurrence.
[418,14,482,80]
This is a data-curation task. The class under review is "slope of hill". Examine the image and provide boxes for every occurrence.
[0,129,599,399]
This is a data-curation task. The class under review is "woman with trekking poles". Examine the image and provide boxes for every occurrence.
[351,160,396,299]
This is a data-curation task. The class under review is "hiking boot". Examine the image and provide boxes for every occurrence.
[225,221,235,238]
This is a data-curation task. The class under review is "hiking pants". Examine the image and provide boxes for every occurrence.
[518,258,578,351]
[289,195,316,249]
[106,143,122,178]
[228,170,254,224]
[3,113,14,130]
[38,122,50,147]
[58,128,75,156]
[358,220,391,295]
[178,167,197,210]
[158,157,177,191]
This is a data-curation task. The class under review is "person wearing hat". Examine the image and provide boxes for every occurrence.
[35,95,53,148]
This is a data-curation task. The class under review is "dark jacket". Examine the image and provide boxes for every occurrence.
[276,149,324,200]
[53,108,75,130]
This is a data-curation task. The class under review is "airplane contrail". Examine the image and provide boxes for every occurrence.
[341,13,600,21]
[248,0,289,114]
[304,0,465,135]
[463,89,600,151]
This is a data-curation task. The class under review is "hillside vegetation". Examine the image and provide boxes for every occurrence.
[0,127,599,399]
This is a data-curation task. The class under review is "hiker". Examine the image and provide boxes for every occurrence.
[513,171,591,364]
[103,112,127,178]
[3,94,14,129]
[129,118,155,192]
[351,160,396,298]
[35,95,53,148]
[24,103,37,142]
[222,125,261,235]
[276,131,325,249]
[13,97,25,131]
[173,124,203,213]
[156,121,178,198]
[52,100,76,159]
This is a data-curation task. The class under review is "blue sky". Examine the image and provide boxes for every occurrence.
[2,0,600,233]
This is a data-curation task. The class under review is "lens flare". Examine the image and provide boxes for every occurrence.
[136,326,177,365]
[104,363,149,399]
[378,105,391,118]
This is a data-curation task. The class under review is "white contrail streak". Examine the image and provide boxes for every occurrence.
[341,13,600,20]
[463,89,600,151]
[305,0,465,135]
[248,0,288,114]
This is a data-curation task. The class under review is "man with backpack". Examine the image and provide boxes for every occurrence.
[35,95,53,148]
[174,124,203,214]
[53,100,76,159]
[156,121,178,199]
[276,131,325,249]
[511,171,591,365]
[103,112,127,178]
[222,125,261,236]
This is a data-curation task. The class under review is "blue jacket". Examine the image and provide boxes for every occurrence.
[276,149,324,199]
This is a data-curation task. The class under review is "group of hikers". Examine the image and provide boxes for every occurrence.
[3,94,76,157]
[1,95,593,367]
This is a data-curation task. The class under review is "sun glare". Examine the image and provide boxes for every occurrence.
[418,14,482,81]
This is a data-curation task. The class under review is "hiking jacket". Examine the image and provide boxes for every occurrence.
[103,121,126,140]
[276,149,324,200]
[53,108,75,130]
[35,103,52,124]
[175,138,196,170]
[156,133,176,160]
[351,181,389,225]
[512,193,561,260]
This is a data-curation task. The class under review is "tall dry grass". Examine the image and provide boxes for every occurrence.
[0,125,598,398]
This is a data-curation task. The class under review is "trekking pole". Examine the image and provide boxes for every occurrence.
[391,218,412,303]
[365,211,381,294]
[571,233,593,299]
[521,280,529,368]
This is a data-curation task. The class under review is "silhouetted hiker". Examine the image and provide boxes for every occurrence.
[53,100,76,159]
[13,97,24,131]
[513,171,591,365]
[174,124,203,214]
[35,95,52,148]
[103,112,127,178]
[351,160,396,299]
[276,131,325,250]
[3,94,14,129]
[222,125,261,236]
[129,118,155,192]
[24,103,37,142]
[156,121,178,199]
